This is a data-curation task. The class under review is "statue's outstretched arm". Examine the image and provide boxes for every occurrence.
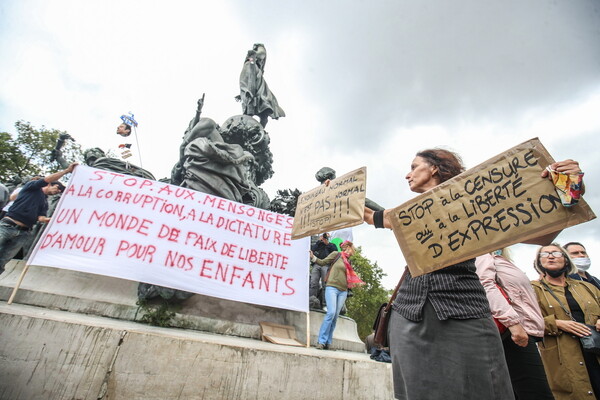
[50,133,75,169]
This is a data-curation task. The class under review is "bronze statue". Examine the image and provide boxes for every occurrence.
[144,96,277,302]
[171,97,274,211]
[83,148,155,180]
[236,44,285,128]
[52,132,155,180]
[171,96,254,205]
[270,188,301,217]
[315,167,336,184]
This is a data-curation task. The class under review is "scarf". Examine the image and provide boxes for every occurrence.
[342,252,365,289]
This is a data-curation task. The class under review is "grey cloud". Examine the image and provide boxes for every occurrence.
[234,0,600,153]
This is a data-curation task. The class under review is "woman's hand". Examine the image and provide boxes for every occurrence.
[508,324,529,347]
[556,319,592,337]
[595,319,600,332]
[541,159,582,177]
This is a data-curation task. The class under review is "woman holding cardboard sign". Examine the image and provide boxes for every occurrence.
[364,148,513,399]
[310,240,363,350]
[364,150,583,400]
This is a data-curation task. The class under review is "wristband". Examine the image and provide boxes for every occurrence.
[373,210,385,229]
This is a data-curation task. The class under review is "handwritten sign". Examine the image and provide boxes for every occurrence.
[28,165,310,312]
[389,138,596,277]
[292,167,367,240]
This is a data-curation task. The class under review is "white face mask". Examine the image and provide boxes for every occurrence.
[573,257,592,271]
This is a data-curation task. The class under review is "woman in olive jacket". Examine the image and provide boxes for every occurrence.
[310,240,358,350]
[531,243,600,399]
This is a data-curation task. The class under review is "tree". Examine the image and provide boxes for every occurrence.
[0,121,83,182]
[345,247,393,341]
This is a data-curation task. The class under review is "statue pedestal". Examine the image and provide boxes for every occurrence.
[0,301,393,399]
[0,260,365,352]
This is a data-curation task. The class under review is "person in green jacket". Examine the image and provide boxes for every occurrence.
[311,240,357,350]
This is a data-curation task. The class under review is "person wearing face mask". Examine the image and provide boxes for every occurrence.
[531,243,600,399]
[565,242,600,290]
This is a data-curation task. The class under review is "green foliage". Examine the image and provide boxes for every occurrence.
[345,247,393,341]
[0,120,83,182]
[135,299,177,327]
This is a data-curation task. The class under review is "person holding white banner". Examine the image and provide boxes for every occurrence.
[0,162,77,274]
[310,240,363,350]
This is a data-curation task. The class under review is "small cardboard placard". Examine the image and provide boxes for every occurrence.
[291,167,366,240]
[389,138,596,277]
[259,321,304,347]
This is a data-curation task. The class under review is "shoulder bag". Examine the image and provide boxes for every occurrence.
[541,280,600,355]
[372,267,408,348]
[493,283,512,339]
[323,252,342,284]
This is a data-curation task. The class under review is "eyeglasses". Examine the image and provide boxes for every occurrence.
[539,251,564,258]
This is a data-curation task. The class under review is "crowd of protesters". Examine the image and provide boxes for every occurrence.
[365,148,598,400]
[2,140,599,400]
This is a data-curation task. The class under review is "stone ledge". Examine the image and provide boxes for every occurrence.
[0,302,393,400]
[0,260,365,352]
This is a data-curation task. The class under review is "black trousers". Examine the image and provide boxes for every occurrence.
[503,335,554,400]
[582,345,600,397]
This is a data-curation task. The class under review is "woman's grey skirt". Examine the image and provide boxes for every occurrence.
[389,301,514,400]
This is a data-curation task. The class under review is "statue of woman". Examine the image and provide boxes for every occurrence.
[236,44,285,128]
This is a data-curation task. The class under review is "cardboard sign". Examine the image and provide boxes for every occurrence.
[259,321,304,347]
[292,167,366,240]
[28,165,310,312]
[389,138,596,277]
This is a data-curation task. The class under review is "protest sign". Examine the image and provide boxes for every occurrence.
[292,167,366,240]
[28,165,310,312]
[389,138,596,277]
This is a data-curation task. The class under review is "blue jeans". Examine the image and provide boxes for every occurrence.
[318,286,348,345]
[0,221,32,274]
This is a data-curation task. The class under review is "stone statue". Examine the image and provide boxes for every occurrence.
[51,132,155,180]
[171,97,254,204]
[314,166,385,211]
[142,97,277,302]
[270,188,301,217]
[171,98,272,210]
[315,167,336,184]
[83,148,155,180]
[220,115,272,210]
[236,43,285,128]
[3,175,23,195]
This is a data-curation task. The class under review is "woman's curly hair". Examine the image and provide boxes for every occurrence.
[416,148,465,183]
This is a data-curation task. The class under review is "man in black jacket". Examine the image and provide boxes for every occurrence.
[0,163,76,274]
[309,233,338,307]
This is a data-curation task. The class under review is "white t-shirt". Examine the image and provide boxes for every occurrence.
[2,186,22,212]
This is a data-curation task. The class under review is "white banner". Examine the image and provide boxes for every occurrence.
[28,165,310,312]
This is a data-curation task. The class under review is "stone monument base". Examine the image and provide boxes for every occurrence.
[0,260,364,352]
[0,302,393,399]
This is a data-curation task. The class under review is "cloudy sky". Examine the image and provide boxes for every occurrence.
[1,0,599,288]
